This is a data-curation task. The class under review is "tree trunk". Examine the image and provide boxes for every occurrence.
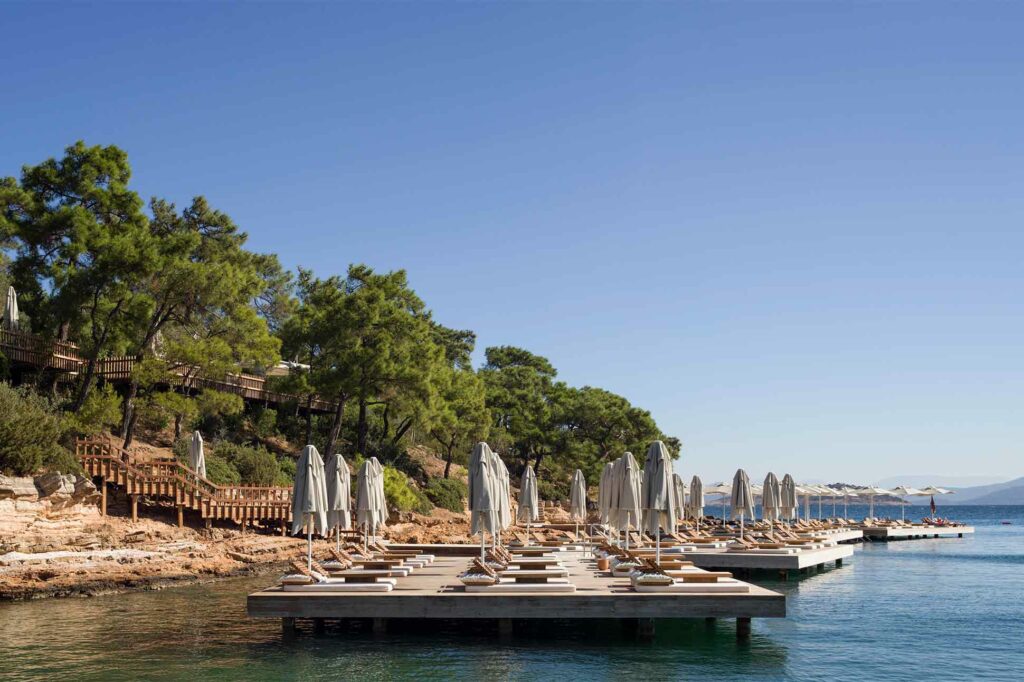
[534,451,545,476]
[444,446,453,479]
[325,395,348,457]
[173,413,183,441]
[304,394,314,444]
[72,356,99,411]
[120,369,142,445]
[356,399,368,455]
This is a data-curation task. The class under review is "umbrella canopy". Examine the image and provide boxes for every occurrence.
[569,469,587,522]
[687,475,704,519]
[2,286,18,330]
[762,472,781,522]
[598,462,615,526]
[517,463,539,525]
[188,431,207,480]
[469,443,500,535]
[324,453,352,532]
[730,469,755,521]
[291,445,329,536]
[640,441,676,536]
[355,457,387,536]
[672,474,687,521]
[859,486,895,519]
[613,451,642,533]
[780,474,798,520]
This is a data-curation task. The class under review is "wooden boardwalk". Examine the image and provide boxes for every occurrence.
[77,439,292,528]
[247,550,785,639]
[1,328,335,412]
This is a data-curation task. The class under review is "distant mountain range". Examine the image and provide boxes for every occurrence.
[875,475,1007,488]
[946,477,1024,505]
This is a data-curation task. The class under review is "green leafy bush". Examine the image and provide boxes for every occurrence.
[214,442,282,486]
[66,383,123,436]
[537,477,569,503]
[249,406,278,439]
[382,466,432,514]
[0,383,76,475]
[424,478,467,512]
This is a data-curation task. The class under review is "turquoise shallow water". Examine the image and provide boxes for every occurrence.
[1,504,1022,681]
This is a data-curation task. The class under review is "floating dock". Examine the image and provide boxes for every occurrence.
[672,544,853,575]
[247,551,785,639]
[862,526,974,541]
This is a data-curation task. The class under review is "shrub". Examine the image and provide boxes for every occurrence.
[215,442,282,486]
[66,383,123,436]
[424,478,467,513]
[0,383,75,475]
[145,391,198,439]
[249,406,278,439]
[382,466,432,514]
[537,477,569,503]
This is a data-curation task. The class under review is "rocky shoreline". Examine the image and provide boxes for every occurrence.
[1,473,480,601]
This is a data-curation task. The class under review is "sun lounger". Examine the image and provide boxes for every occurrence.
[280,561,395,592]
[458,558,576,593]
[628,560,749,593]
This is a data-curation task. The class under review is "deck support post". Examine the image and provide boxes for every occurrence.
[637,619,655,641]
[958,533,963,538]
[778,570,788,580]
[737,617,751,640]
[835,558,843,567]
[281,618,296,638]
[281,519,287,536]
[100,478,107,516]
[205,518,212,529]
[498,618,513,638]
[313,618,325,635]
[372,618,387,635]
[130,494,138,522]
[176,505,184,528]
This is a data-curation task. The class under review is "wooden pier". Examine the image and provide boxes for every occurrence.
[247,551,785,639]
[862,526,974,541]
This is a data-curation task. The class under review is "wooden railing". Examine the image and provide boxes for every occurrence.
[76,439,293,526]
[1,328,335,412]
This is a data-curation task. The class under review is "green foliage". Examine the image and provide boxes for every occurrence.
[65,383,123,436]
[248,406,278,439]
[0,383,74,475]
[424,478,467,513]
[431,367,489,478]
[214,442,282,487]
[142,391,198,438]
[537,478,569,502]
[382,466,432,514]
[172,437,240,485]
[0,351,8,381]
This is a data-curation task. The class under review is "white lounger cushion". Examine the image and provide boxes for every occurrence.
[282,582,394,592]
[465,583,576,593]
[634,581,749,593]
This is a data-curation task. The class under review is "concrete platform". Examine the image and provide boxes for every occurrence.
[248,550,785,638]
[672,544,854,572]
[862,526,974,541]
[819,529,864,543]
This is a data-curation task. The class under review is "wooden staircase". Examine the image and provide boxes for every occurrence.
[76,439,292,531]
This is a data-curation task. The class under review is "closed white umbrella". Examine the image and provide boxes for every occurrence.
[517,463,539,537]
[492,451,512,547]
[672,474,687,522]
[614,452,642,549]
[3,286,18,330]
[292,445,329,571]
[468,443,499,561]
[356,457,386,551]
[688,475,704,532]
[780,474,798,523]
[569,469,587,541]
[598,462,615,527]
[324,453,352,551]
[762,473,781,523]
[730,469,755,539]
[641,441,676,563]
[188,431,207,480]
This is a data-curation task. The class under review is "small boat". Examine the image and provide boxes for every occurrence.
[1001,521,1011,525]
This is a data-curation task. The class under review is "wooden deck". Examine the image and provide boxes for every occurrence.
[862,525,974,541]
[1,328,336,412]
[247,550,785,639]
[674,544,854,572]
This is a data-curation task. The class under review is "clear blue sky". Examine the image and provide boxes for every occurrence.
[3,2,1022,485]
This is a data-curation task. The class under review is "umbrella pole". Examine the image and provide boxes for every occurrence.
[307,517,312,572]
[740,514,744,540]
[480,531,485,562]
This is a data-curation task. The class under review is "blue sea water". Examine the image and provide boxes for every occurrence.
[1,505,1022,681]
